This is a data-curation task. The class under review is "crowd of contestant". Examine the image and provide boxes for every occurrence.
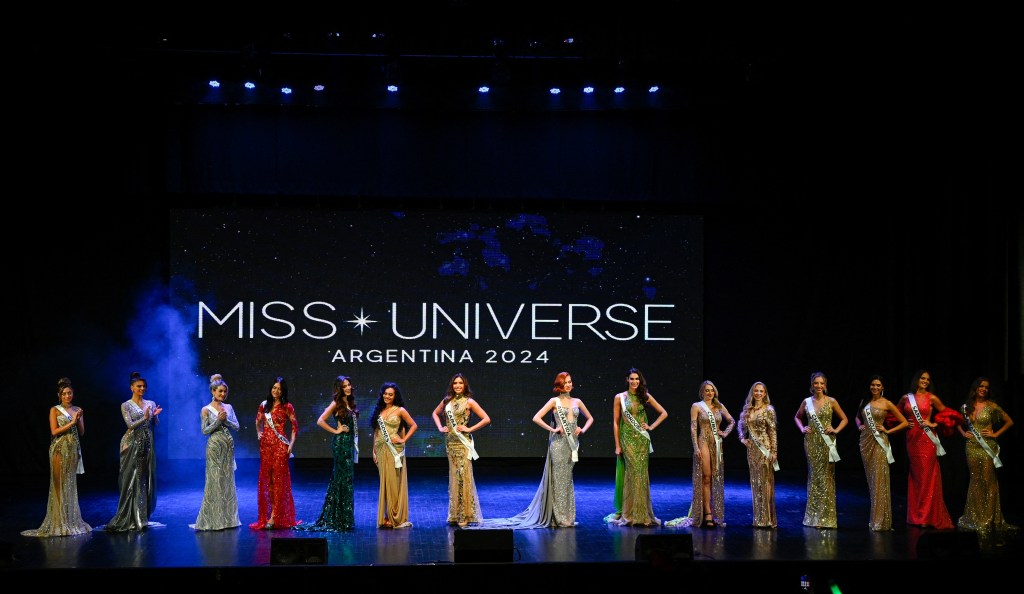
[20,368,1017,537]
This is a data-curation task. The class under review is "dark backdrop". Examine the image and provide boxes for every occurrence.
[5,17,1018,523]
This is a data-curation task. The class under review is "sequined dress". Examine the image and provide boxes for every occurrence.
[297,411,357,531]
[478,403,579,529]
[958,402,1017,533]
[740,405,777,528]
[21,408,92,537]
[444,396,482,525]
[859,403,893,531]
[249,401,299,529]
[803,399,837,528]
[609,391,659,525]
[192,403,241,531]
[900,392,953,529]
[667,405,726,527]
[104,399,158,532]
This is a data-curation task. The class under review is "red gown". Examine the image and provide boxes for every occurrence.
[249,402,300,529]
[900,392,953,529]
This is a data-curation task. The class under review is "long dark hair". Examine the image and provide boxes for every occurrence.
[964,376,994,423]
[858,374,884,424]
[267,376,289,408]
[626,367,649,404]
[443,372,474,405]
[369,382,408,433]
[332,375,358,420]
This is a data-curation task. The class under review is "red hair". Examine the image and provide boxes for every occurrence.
[552,372,571,394]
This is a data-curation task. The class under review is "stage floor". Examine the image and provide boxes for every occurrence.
[3,457,1020,588]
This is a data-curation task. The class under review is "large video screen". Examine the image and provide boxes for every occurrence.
[168,208,702,459]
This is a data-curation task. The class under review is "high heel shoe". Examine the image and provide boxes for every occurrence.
[702,514,716,528]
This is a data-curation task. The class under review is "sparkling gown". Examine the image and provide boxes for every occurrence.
[607,391,659,526]
[297,411,356,531]
[191,403,241,531]
[740,405,777,528]
[667,406,726,527]
[443,396,482,525]
[249,401,299,529]
[103,399,158,532]
[374,410,411,528]
[900,392,953,529]
[478,404,579,529]
[21,408,92,537]
[859,403,893,531]
[958,402,1017,533]
[802,399,837,528]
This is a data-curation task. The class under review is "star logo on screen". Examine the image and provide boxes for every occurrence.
[347,308,379,335]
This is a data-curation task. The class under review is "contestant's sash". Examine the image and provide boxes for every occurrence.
[748,420,780,471]
[56,405,84,474]
[699,401,723,467]
[262,401,292,448]
[805,397,841,462]
[377,415,404,468]
[907,394,945,456]
[962,404,1001,468]
[445,400,479,460]
[863,404,895,464]
[556,405,579,462]
[620,393,652,453]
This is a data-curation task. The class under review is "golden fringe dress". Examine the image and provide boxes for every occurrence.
[444,396,482,524]
[21,409,92,537]
[803,400,837,528]
[958,403,1018,533]
[609,391,659,525]
[858,404,894,531]
[740,405,777,528]
[667,408,725,527]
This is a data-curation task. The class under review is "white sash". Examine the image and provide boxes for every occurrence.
[906,394,945,456]
[55,405,84,474]
[262,401,294,458]
[377,414,404,468]
[351,411,359,465]
[962,404,1002,468]
[445,400,479,460]
[746,410,779,471]
[555,405,579,462]
[699,401,723,467]
[620,393,653,453]
[863,404,895,464]
[805,397,841,462]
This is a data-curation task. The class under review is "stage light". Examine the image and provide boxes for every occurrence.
[583,86,594,94]
[244,82,255,89]
[313,84,325,92]
[387,85,399,93]
[281,87,292,95]
[478,85,490,94]
[208,80,220,88]
[648,86,659,93]
[614,86,625,94]
[549,87,561,95]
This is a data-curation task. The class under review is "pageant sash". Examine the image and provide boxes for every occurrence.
[805,397,841,462]
[377,414,404,468]
[262,401,292,448]
[963,404,1002,468]
[620,393,653,453]
[556,405,579,462]
[749,427,780,471]
[445,400,479,460]
[699,401,723,467]
[351,412,359,465]
[907,394,945,456]
[56,405,84,474]
[863,404,895,464]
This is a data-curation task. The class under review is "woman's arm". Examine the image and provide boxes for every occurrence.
[645,394,668,431]
[829,398,848,434]
[465,399,491,433]
[317,402,340,434]
[575,399,595,436]
[532,399,557,433]
[612,394,622,454]
[431,399,447,433]
[718,405,735,437]
[395,408,418,443]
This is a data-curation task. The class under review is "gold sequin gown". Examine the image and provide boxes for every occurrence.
[741,405,777,528]
[667,407,726,527]
[859,404,893,531]
[374,412,410,527]
[444,396,482,524]
[803,400,837,528]
[958,402,1018,533]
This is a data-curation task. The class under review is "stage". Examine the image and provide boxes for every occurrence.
[3,457,1019,589]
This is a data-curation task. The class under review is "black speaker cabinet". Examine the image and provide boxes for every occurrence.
[270,537,328,565]
[454,528,513,563]
[634,533,694,564]
[916,531,979,560]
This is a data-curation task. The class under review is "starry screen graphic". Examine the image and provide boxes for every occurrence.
[169,208,703,459]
